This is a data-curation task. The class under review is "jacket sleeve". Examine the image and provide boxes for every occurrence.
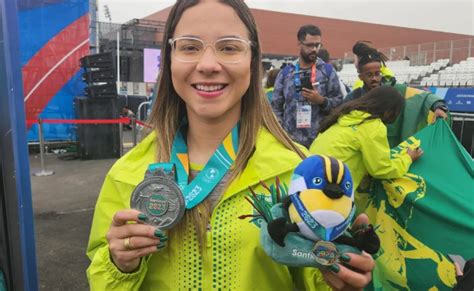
[359,122,413,179]
[320,68,343,113]
[424,92,446,112]
[271,69,286,124]
[86,174,148,290]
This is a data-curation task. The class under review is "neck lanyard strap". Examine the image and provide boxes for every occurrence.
[169,121,239,209]
[294,63,317,88]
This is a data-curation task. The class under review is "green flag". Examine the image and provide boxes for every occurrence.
[386,84,445,148]
[363,120,473,290]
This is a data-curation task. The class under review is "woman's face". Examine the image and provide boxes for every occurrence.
[171,0,252,123]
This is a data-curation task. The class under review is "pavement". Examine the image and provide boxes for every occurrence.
[30,131,135,290]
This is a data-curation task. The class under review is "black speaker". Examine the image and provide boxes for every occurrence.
[80,52,114,69]
[84,83,117,98]
[80,52,117,98]
[74,96,121,160]
[82,68,115,83]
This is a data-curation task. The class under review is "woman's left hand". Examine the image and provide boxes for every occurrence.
[322,213,376,290]
[322,251,375,290]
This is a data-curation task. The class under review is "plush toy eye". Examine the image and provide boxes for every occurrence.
[345,181,352,190]
[312,177,323,186]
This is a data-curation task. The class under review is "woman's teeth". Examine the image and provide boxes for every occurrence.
[195,84,225,92]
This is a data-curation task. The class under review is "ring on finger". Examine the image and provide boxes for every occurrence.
[123,237,133,250]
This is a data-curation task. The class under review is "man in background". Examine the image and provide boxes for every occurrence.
[271,25,342,148]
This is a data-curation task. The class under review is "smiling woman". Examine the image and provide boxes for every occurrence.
[86,1,375,290]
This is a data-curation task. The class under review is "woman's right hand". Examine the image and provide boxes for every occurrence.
[407,147,423,161]
[106,209,167,273]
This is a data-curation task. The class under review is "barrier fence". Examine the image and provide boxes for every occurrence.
[451,112,474,157]
[27,117,151,177]
[27,113,472,178]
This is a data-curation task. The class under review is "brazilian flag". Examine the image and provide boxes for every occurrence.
[362,120,473,290]
[386,84,446,148]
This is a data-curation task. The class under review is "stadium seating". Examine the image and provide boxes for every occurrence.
[338,59,448,88]
[421,57,474,87]
[264,55,473,88]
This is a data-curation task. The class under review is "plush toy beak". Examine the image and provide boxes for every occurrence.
[294,189,353,220]
[323,183,345,199]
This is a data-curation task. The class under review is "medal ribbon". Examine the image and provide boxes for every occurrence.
[290,194,355,241]
[294,63,317,92]
[170,121,239,209]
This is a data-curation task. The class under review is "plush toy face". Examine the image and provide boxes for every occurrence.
[288,155,354,241]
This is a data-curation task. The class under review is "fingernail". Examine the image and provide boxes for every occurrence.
[154,229,164,238]
[157,242,166,250]
[159,235,168,242]
[138,213,148,222]
[329,264,340,273]
[340,254,351,263]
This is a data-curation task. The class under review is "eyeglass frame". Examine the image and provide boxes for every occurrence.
[300,41,323,50]
[168,36,253,64]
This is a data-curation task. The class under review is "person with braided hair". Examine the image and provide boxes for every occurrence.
[350,41,395,90]
[343,41,448,147]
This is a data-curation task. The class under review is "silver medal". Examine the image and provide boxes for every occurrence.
[131,170,185,230]
[312,241,339,266]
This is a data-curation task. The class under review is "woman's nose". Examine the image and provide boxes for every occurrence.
[196,47,221,73]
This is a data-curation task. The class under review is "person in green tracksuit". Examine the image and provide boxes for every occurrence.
[86,1,375,290]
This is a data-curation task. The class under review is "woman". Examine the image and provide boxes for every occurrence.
[87,1,374,290]
[310,86,423,194]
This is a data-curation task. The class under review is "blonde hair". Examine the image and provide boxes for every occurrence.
[147,0,305,246]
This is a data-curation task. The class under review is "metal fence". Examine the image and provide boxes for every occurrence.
[343,38,474,66]
[92,20,166,50]
[451,112,474,158]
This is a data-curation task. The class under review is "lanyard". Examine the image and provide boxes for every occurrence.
[289,193,355,241]
[149,121,239,209]
[294,63,317,89]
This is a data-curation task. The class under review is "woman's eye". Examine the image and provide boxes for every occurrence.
[312,177,323,185]
[179,45,200,52]
[219,45,240,54]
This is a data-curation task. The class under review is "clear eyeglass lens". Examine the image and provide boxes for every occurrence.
[172,38,249,63]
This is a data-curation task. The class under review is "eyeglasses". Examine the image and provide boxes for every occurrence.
[168,37,252,64]
[361,71,382,78]
[301,42,323,50]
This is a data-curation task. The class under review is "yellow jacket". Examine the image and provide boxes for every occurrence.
[87,128,330,290]
[309,110,412,191]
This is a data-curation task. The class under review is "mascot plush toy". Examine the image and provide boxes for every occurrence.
[267,155,379,255]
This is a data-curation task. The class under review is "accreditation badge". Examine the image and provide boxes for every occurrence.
[296,102,312,129]
[130,168,186,230]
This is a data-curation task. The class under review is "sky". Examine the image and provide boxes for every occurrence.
[96,0,474,36]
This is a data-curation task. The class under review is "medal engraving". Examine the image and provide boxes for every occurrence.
[312,241,339,266]
[131,175,185,230]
